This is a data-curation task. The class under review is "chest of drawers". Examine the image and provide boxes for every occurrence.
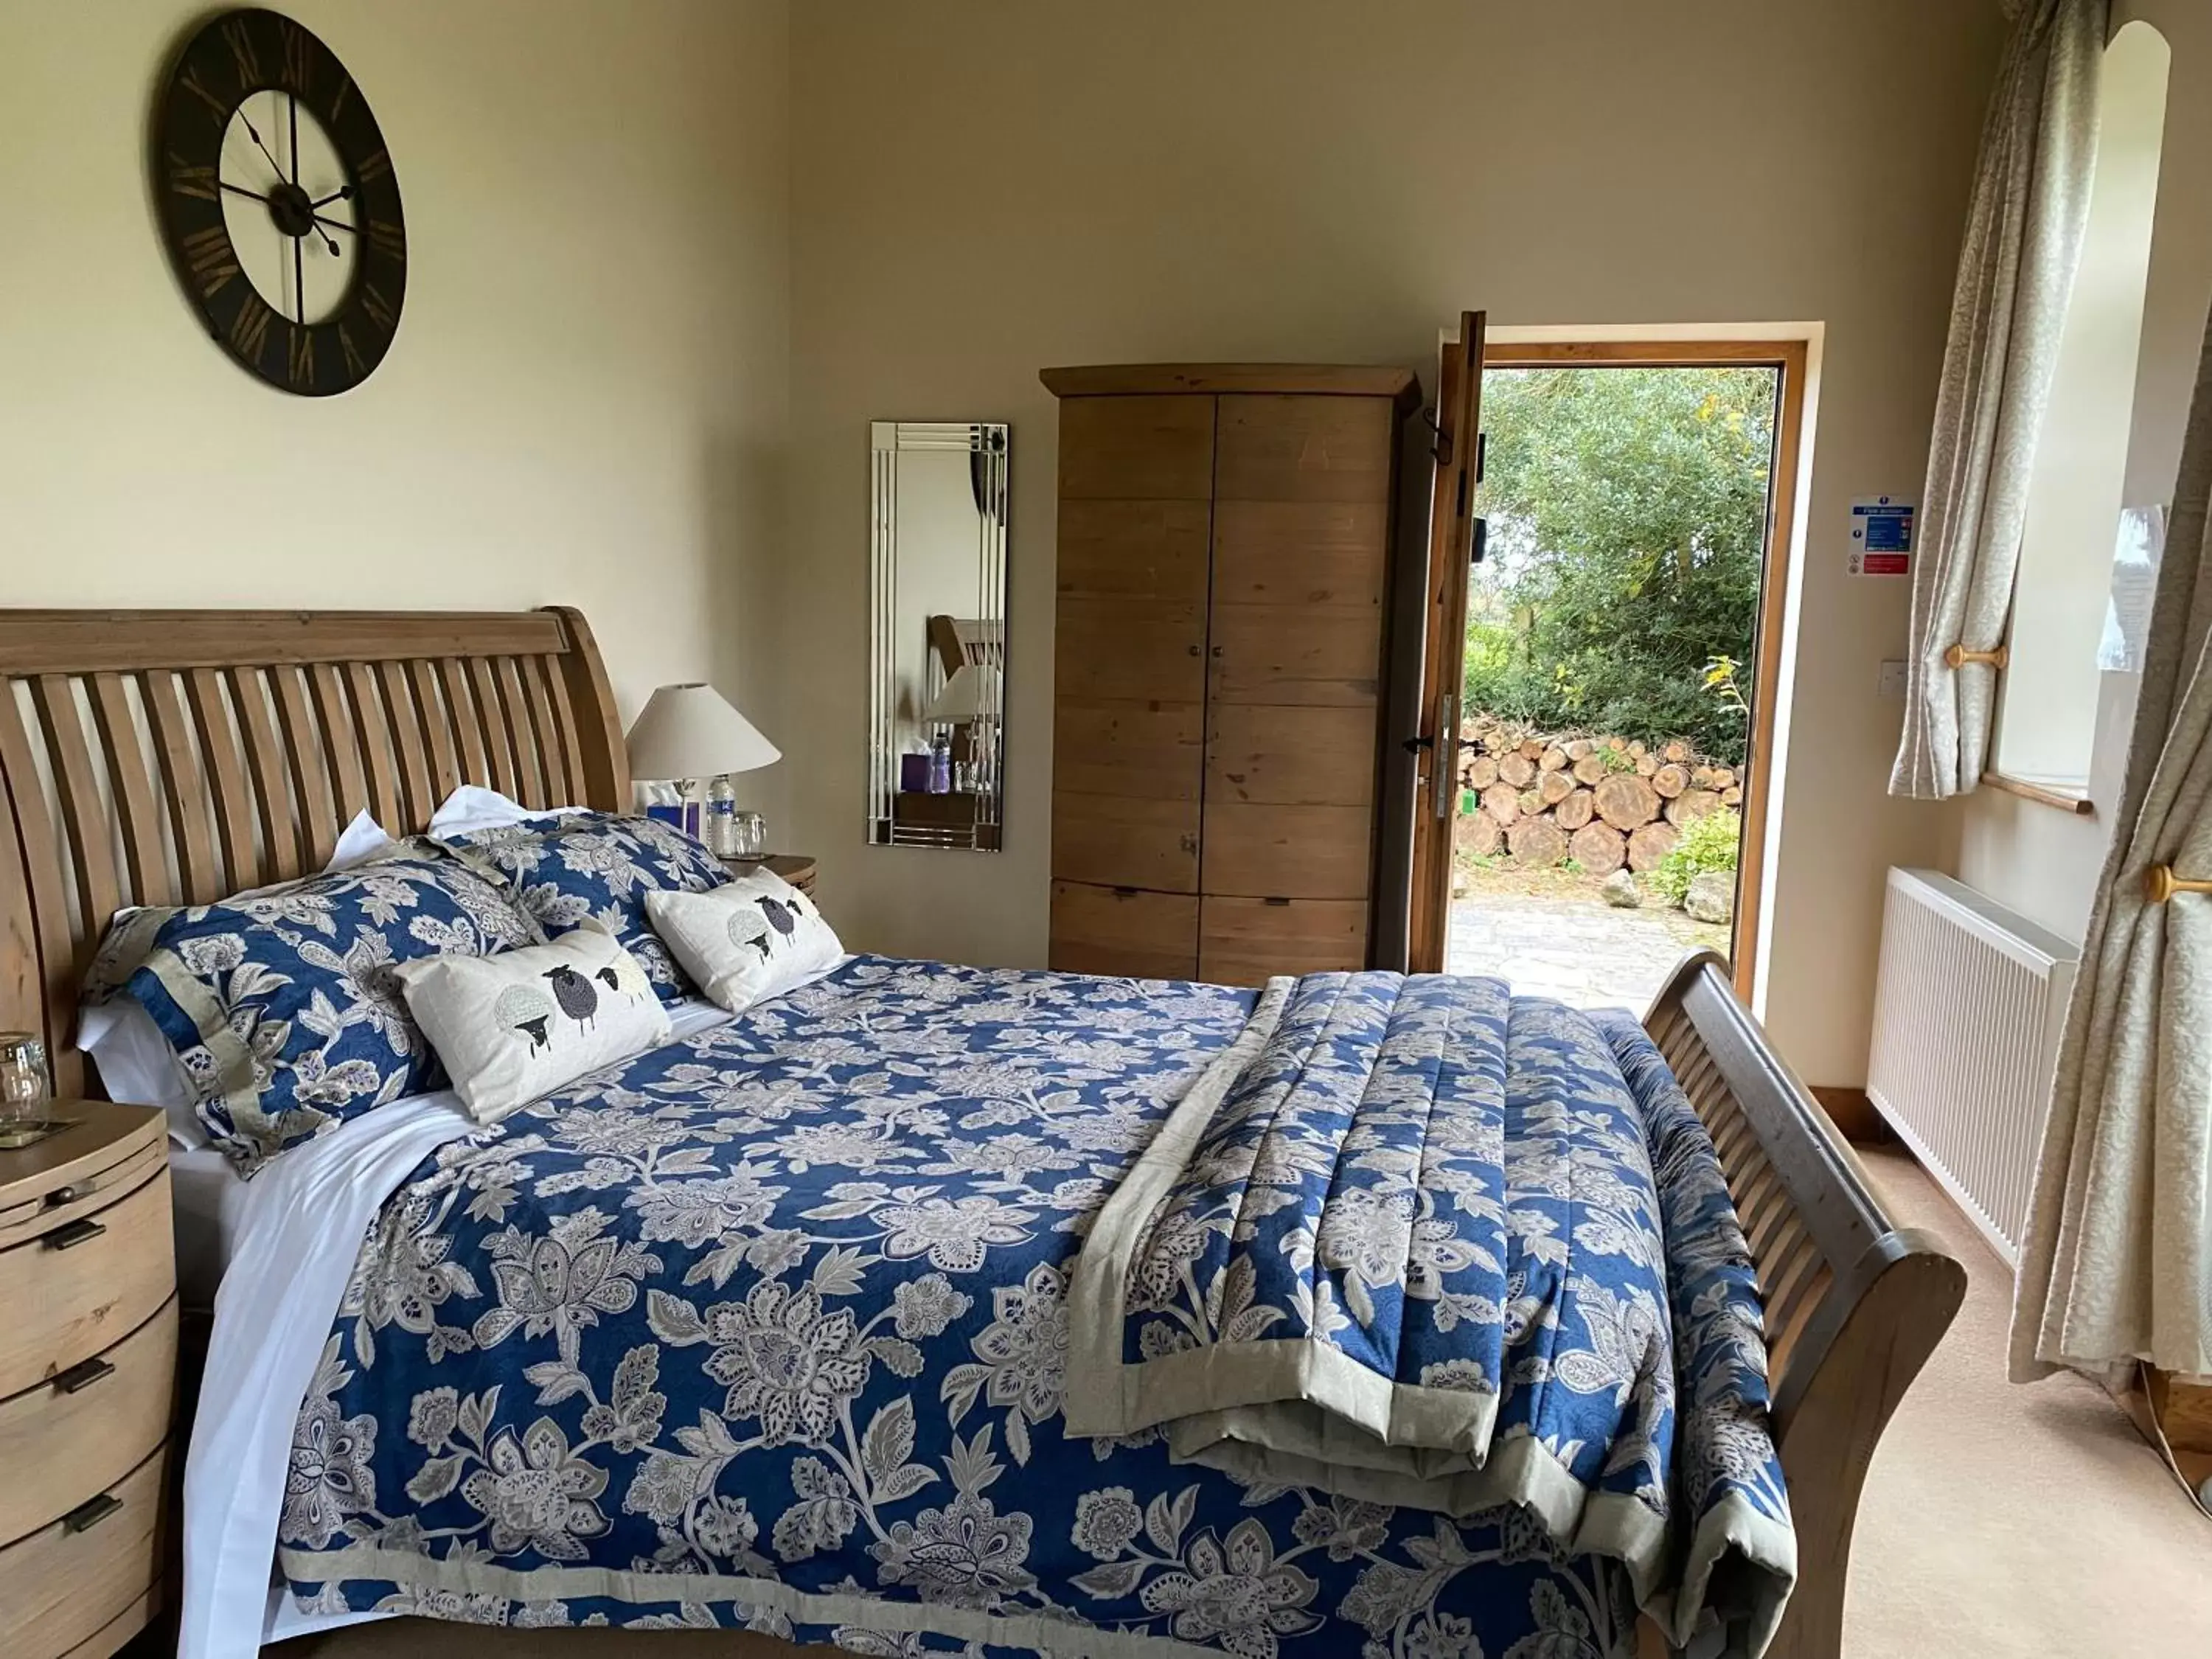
[0,1103,176,1659]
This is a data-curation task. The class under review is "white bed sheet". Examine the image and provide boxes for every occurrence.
[178,1001,732,1659]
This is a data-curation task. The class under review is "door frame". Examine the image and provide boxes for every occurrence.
[1410,335,1809,1004]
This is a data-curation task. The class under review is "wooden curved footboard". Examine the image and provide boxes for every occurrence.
[1641,951,1966,1659]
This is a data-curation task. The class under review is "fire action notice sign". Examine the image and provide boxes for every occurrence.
[1849,496,1915,577]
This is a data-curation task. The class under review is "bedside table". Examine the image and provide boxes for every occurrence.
[725,853,815,897]
[0,1102,176,1659]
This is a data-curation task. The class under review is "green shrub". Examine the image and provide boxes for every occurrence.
[1650,808,1742,906]
[1461,366,1773,765]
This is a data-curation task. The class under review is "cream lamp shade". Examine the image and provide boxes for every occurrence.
[924,663,1004,724]
[625,683,781,781]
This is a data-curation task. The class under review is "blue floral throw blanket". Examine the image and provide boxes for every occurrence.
[1065,975,1794,1652]
[276,959,1792,1658]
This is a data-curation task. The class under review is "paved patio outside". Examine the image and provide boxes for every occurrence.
[1444,873,1729,1012]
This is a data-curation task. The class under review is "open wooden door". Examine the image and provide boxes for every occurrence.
[1405,312,1486,973]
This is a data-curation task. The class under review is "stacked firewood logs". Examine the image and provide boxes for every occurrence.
[1455,724,1742,873]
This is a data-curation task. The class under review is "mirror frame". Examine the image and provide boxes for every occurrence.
[867,420,1010,852]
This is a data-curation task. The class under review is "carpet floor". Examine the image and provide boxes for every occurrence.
[271,1151,2211,1659]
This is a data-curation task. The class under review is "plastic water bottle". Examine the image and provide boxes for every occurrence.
[706,774,737,855]
[928,734,952,794]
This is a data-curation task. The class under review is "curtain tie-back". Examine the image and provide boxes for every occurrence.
[2142,865,2212,905]
[1943,643,2011,669]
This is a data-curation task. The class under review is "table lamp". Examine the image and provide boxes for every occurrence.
[924,663,1003,794]
[625,683,780,844]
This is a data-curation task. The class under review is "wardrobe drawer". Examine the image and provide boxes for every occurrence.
[0,1439,169,1659]
[1050,881,1199,981]
[0,1167,173,1399]
[1202,801,1374,900]
[1054,791,1200,894]
[0,1296,177,1547]
[1200,897,1370,986]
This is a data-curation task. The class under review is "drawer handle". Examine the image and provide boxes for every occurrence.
[46,1182,90,1207]
[54,1356,116,1395]
[44,1217,105,1251]
[63,1492,124,1534]
[1264,897,1293,907]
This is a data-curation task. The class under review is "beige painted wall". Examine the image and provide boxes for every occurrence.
[786,0,2007,1084]
[0,0,792,824]
[1952,0,2212,945]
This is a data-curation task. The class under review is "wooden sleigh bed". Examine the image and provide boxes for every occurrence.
[0,606,1965,1659]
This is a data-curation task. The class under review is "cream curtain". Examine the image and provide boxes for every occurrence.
[1891,0,2107,799]
[2011,311,2212,1384]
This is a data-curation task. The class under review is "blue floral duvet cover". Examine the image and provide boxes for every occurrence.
[277,958,1789,1659]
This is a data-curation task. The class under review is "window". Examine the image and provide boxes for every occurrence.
[1992,21,2170,797]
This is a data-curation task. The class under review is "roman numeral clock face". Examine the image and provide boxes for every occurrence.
[156,9,405,395]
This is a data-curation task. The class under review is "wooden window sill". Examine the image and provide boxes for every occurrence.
[1980,771,2095,816]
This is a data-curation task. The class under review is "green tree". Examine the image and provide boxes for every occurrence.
[1462,366,1775,762]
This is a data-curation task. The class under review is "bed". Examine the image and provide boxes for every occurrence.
[0,607,1966,1659]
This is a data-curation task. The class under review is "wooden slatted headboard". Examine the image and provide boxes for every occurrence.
[0,607,627,1098]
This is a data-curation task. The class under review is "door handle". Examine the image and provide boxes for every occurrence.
[1431,692,1458,820]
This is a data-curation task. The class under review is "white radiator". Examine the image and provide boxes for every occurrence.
[1865,869,2082,1265]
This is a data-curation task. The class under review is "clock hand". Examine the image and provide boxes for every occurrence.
[220,182,272,205]
[308,185,354,210]
[237,107,290,189]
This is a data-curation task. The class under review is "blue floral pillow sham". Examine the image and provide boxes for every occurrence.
[436,810,729,1003]
[84,840,543,1176]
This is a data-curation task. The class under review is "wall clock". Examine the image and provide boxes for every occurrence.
[154,9,406,396]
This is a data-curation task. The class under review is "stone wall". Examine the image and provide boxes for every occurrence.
[1454,716,1743,875]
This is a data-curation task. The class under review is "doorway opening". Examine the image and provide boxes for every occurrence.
[1424,339,1805,1009]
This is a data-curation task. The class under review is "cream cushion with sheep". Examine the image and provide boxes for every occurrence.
[646,872,842,1015]
[394,924,670,1124]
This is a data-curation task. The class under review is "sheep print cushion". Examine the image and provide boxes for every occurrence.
[82,839,541,1176]
[645,871,842,1015]
[394,925,672,1124]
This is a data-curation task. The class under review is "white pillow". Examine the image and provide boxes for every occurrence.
[328,808,397,869]
[392,925,670,1124]
[646,872,842,1015]
[77,807,397,1148]
[429,785,582,841]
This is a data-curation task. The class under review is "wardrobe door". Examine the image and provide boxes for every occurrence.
[1050,394,1214,976]
[1202,396,1392,959]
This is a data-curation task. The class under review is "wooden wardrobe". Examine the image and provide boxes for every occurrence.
[1042,364,1419,985]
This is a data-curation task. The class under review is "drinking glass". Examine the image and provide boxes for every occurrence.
[731,811,767,860]
[0,1033,52,1144]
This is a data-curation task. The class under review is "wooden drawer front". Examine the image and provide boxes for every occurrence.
[0,1124,164,1251]
[1057,598,1206,704]
[1211,500,1388,608]
[1055,698,1203,803]
[0,1297,175,1547]
[0,1169,173,1399]
[1201,897,1370,986]
[1058,394,1215,500]
[0,1439,168,1659]
[1203,801,1374,900]
[1058,498,1213,605]
[1051,882,1198,981]
[1207,602,1382,707]
[1214,394,1394,504]
[1207,703,1377,809]
[1054,791,1200,893]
